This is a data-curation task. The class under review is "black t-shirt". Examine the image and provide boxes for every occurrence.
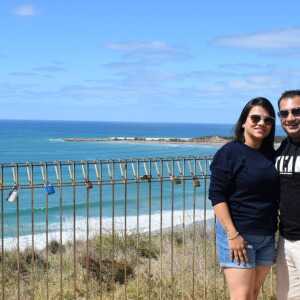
[276,137,300,240]
[209,141,278,235]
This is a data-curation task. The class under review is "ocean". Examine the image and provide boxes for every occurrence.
[0,120,285,249]
[0,120,235,162]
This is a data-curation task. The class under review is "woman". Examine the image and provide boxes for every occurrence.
[209,97,278,300]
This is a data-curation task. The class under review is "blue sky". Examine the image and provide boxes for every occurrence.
[1,1,300,123]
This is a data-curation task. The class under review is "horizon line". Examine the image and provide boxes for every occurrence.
[0,118,236,125]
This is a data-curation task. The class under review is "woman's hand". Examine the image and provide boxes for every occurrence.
[212,203,249,265]
[228,234,248,265]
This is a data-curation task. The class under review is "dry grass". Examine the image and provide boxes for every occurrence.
[0,225,276,299]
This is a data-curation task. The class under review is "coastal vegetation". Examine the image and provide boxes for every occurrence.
[63,135,231,144]
[63,135,285,145]
[0,224,276,299]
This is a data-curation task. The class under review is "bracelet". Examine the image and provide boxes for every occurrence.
[228,231,239,240]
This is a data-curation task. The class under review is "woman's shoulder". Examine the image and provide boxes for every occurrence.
[215,140,243,156]
[212,141,243,166]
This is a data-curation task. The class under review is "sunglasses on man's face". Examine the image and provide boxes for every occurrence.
[249,114,275,126]
[278,107,300,119]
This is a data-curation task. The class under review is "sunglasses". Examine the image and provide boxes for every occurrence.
[249,114,275,125]
[278,107,300,119]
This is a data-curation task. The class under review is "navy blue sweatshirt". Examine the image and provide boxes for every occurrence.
[209,141,278,235]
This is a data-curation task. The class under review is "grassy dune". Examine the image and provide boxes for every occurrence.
[0,225,276,299]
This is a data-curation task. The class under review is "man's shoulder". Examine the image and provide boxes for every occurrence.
[275,138,289,156]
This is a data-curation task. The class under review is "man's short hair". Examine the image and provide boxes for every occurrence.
[278,90,300,108]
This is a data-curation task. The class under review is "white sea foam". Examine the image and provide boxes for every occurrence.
[48,138,65,142]
[3,209,214,251]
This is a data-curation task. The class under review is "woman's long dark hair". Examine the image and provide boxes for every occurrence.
[234,97,276,152]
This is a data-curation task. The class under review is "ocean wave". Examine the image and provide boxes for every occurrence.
[2,209,214,251]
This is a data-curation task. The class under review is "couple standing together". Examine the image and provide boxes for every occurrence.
[209,90,300,300]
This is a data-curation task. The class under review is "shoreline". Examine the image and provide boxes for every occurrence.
[3,209,214,251]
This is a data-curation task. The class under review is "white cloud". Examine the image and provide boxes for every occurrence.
[106,41,173,52]
[9,71,38,77]
[214,28,300,49]
[105,41,191,66]
[33,65,66,73]
[14,4,36,16]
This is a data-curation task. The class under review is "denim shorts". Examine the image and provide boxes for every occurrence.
[216,220,276,269]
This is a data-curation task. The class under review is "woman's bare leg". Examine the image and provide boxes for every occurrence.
[224,268,255,300]
[253,266,271,300]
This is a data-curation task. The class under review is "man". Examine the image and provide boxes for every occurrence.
[276,90,300,300]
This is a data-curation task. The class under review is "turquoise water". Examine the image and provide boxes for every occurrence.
[0,120,284,162]
[0,120,284,246]
[0,120,232,162]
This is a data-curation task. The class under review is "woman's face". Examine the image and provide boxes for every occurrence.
[242,105,274,145]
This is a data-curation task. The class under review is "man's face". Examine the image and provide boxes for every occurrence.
[279,96,300,140]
